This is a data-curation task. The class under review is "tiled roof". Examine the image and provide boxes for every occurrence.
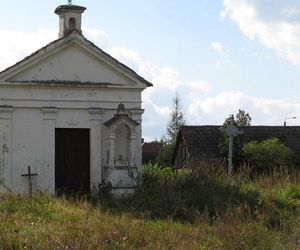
[175,125,300,164]
[180,126,222,159]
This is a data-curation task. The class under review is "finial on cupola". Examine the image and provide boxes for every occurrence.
[55,2,86,38]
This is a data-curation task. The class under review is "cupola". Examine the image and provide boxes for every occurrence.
[54,2,86,38]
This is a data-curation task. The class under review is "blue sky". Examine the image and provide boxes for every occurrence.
[1,0,300,141]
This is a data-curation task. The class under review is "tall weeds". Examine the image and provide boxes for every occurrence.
[0,162,299,249]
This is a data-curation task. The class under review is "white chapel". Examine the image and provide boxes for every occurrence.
[0,3,152,195]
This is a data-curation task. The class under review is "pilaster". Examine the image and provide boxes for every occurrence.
[108,134,116,167]
[0,106,14,191]
[129,133,136,166]
[89,108,103,189]
[41,107,58,194]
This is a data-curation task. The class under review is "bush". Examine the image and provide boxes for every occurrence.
[155,143,175,167]
[127,163,263,223]
[243,138,293,173]
[218,135,244,168]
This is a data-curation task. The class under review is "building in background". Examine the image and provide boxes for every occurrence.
[142,141,163,164]
[173,126,300,168]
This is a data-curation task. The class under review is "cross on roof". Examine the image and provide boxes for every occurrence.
[68,0,72,5]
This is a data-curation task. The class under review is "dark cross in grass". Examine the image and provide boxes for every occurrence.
[21,166,38,197]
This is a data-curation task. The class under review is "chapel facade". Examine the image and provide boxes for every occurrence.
[0,4,152,196]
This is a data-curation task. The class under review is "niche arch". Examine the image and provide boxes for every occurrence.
[104,104,139,167]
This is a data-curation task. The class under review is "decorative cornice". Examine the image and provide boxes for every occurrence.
[129,109,144,116]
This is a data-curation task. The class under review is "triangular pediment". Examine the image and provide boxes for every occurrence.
[104,114,139,129]
[0,33,152,88]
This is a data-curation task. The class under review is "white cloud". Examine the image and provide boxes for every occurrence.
[109,46,140,68]
[147,99,172,116]
[109,46,183,118]
[187,90,300,125]
[211,41,224,54]
[186,80,211,93]
[221,0,300,67]
[0,29,57,71]
[110,46,181,91]
[82,26,110,49]
[220,10,227,20]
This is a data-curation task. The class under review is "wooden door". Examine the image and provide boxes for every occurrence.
[55,128,90,194]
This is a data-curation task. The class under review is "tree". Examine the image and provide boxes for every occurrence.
[154,93,185,167]
[166,92,185,144]
[224,109,252,128]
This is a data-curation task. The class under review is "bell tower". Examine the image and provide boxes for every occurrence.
[54,3,86,38]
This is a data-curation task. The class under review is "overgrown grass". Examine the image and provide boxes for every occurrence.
[0,163,299,249]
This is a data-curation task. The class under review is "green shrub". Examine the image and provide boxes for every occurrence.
[243,138,293,173]
[155,143,175,167]
[123,162,300,229]
[128,163,263,223]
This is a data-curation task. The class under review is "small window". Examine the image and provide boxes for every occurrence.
[69,17,77,31]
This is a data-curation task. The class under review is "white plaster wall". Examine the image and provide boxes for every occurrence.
[10,46,134,85]
[58,12,83,37]
[0,85,141,109]
[11,108,52,193]
[0,84,143,195]
[104,167,136,188]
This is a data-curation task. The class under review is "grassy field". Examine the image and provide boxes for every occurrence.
[0,165,300,249]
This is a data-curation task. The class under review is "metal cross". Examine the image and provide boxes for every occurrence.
[223,115,244,175]
[21,166,38,197]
